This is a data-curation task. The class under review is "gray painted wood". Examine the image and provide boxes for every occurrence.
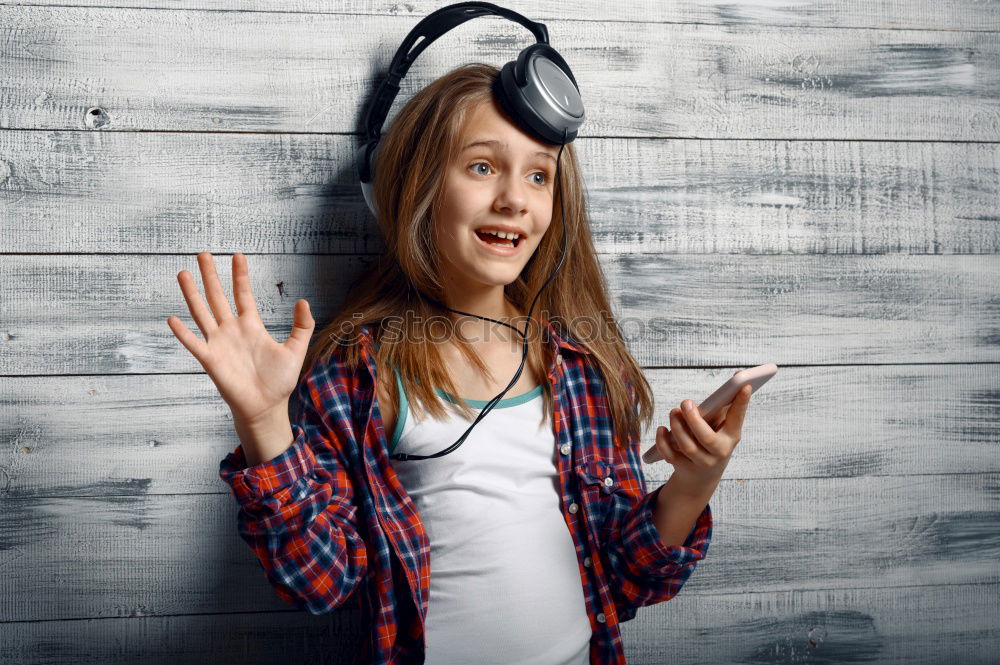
[5,0,999,31]
[0,608,365,665]
[1,7,999,139]
[1,584,994,664]
[2,365,997,499]
[2,473,998,619]
[2,0,998,662]
[623,583,1000,665]
[3,135,999,254]
[1,253,998,374]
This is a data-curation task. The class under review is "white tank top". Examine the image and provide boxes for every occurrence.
[387,364,592,665]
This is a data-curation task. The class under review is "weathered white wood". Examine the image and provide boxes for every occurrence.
[623,583,1000,665]
[0,253,997,375]
[2,133,998,255]
[1,1,997,661]
[1,475,998,622]
[6,0,998,31]
[1,365,998,498]
[0,583,996,664]
[0,606,365,664]
[1,7,998,139]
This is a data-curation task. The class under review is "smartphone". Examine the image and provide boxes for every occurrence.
[641,363,777,464]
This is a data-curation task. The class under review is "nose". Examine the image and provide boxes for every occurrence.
[493,172,528,215]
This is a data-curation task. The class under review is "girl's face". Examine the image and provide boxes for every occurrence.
[432,98,560,297]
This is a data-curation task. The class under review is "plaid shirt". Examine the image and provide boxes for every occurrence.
[219,320,712,664]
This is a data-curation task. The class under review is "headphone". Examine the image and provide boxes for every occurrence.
[355,1,585,461]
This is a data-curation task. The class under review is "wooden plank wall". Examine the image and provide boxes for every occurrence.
[1,1,998,663]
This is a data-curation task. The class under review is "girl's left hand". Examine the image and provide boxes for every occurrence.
[654,375,753,487]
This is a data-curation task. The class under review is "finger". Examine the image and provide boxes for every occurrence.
[231,253,261,319]
[198,252,236,323]
[707,370,738,428]
[655,425,680,465]
[680,400,722,455]
[166,315,208,364]
[177,268,218,338]
[669,408,714,465]
[722,384,752,440]
[710,405,729,429]
[283,299,316,353]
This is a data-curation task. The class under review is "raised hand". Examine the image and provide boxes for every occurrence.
[166,252,315,427]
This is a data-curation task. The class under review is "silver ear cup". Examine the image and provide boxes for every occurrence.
[355,141,379,218]
[495,43,583,145]
[523,56,584,138]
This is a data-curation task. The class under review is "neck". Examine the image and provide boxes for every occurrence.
[436,292,525,347]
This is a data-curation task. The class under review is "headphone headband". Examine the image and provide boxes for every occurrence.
[361,2,548,143]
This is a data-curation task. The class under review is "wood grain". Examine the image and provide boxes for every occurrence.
[1,253,997,375]
[1,7,998,139]
[2,0,998,661]
[1,583,994,664]
[2,364,997,498]
[5,0,998,31]
[2,134,998,254]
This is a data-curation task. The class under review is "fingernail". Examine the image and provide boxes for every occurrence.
[682,401,692,411]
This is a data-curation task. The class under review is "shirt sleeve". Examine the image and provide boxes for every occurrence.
[217,354,368,615]
[598,380,713,622]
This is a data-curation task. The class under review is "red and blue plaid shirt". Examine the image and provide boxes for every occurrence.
[219,320,712,664]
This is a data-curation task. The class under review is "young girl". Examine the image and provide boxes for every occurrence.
[167,63,752,665]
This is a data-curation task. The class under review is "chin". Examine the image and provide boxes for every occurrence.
[476,269,521,287]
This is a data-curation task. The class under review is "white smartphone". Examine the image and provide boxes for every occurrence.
[641,363,777,464]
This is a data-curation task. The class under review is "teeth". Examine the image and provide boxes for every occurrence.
[479,229,521,240]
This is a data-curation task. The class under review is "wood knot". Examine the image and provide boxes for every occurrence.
[84,107,111,129]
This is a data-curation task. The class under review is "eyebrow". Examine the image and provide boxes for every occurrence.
[461,139,557,164]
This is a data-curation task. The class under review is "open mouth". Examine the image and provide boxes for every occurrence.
[474,229,522,249]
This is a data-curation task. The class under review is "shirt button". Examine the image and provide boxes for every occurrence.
[568,502,579,514]
[583,556,592,568]
[560,443,571,456]
[555,353,563,365]
[596,613,606,624]
[603,476,614,487]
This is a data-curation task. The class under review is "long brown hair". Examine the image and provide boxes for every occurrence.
[301,63,654,449]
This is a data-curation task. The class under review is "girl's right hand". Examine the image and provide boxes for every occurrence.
[167,252,316,426]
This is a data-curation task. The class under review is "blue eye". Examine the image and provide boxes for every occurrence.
[469,161,548,186]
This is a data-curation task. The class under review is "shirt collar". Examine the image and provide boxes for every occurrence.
[540,317,591,356]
